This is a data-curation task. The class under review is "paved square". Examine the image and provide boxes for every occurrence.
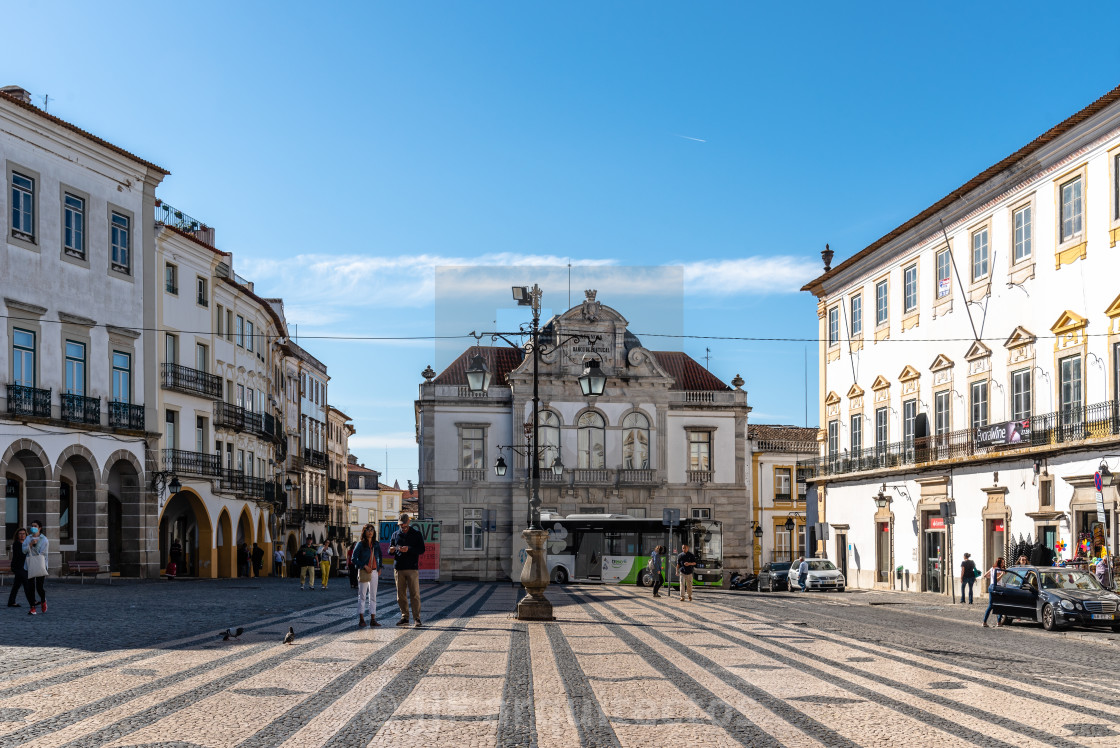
[1,579,1119,746]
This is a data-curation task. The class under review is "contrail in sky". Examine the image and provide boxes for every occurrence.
[672,133,707,142]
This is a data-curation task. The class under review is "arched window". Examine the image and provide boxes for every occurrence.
[577,411,605,469]
[622,412,650,469]
[537,410,560,469]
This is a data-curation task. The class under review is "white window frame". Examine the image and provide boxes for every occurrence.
[903,264,918,313]
[875,280,889,326]
[850,293,862,336]
[11,171,34,240]
[828,306,839,345]
[1011,368,1031,421]
[971,226,989,282]
[464,507,484,551]
[1013,204,1032,262]
[935,249,951,299]
[110,211,131,273]
[970,380,988,430]
[850,414,862,453]
[63,193,85,258]
[1059,174,1084,244]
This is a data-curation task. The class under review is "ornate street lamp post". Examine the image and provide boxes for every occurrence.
[467,283,604,620]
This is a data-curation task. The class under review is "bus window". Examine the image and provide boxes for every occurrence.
[623,532,639,555]
[640,532,665,555]
[605,534,623,556]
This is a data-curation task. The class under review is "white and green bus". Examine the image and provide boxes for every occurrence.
[541,514,724,587]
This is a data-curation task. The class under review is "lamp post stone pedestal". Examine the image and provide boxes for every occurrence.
[517,528,554,621]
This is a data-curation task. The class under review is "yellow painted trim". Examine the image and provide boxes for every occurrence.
[849,337,864,354]
[901,312,919,332]
[752,451,762,575]
[1055,241,1087,269]
[1112,227,1120,248]
[874,325,890,342]
[1106,292,1120,320]
[898,364,921,382]
[827,346,840,363]
[871,375,891,391]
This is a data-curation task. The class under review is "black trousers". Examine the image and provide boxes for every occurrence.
[652,572,664,595]
[7,571,27,605]
[23,575,45,605]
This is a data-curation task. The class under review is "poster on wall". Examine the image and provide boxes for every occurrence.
[379,520,441,581]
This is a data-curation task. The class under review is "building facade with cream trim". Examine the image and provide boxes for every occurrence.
[802,84,1120,594]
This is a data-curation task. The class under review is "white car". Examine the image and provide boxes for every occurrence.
[787,559,846,592]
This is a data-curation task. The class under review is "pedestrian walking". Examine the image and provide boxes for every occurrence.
[649,545,666,598]
[677,544,697,601]
[796,556,809,592]
[390,514,426,626]
[982,557,1006,627]
[352,524,383,628]
[318,543,334,589]
[960,553,977,604]
[237,542,250,578]
[169,539,183,576]
[296,537,319,590]
[273,546,284,577]
[252,544,264,577]
[7,528,28,608]
[23,520,49,615]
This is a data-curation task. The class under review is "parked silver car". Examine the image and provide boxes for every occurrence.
[787,559,846,592]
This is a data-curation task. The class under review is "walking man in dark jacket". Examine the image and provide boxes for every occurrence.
[960,553,977,604]
[390,514,426,627]
[296,537,319,590]
[677,544,697,601]
[251,544,265,578]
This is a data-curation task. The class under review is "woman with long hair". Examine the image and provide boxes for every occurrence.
[351,524,383,627]
[7,528,28,608]
[982,556,1006,628]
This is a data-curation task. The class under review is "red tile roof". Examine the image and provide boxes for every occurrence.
[0,90,169,175]
[802,82,1120,296]
[748,424,818,441]
[650,351,731,391]
[162,224,228,257]
[431,347,525,386]
[432,347,729,391]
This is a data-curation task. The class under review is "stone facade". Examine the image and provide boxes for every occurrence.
[416,292,751,582]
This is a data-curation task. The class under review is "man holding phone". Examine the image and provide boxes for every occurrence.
[389,514,426,627]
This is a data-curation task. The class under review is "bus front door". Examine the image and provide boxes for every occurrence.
[576,532,603,579]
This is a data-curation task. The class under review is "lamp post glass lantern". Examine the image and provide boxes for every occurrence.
[494,455,508,477]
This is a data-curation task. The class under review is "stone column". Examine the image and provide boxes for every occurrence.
[93,486,111,569]
[517,529,554,620]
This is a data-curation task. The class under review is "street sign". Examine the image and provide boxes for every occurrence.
[1096,490,1107,524]
[662,508,681,527]
[1095,471,1104,492]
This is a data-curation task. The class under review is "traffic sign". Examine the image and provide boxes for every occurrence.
[1095,471,1103,492]
[662,508,681,527]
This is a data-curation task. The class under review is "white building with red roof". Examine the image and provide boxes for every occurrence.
[415,290,751,582]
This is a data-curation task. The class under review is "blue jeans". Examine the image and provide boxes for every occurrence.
[798,573,807,591]
[982,595,1003,625]
[961,576,974,603]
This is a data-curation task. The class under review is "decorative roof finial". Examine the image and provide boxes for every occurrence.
[731,373,745,390]
[421,365,435,381]
[822,244,834,272]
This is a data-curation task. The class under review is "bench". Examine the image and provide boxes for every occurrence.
[0,559,10,586]
[65,560,112,584]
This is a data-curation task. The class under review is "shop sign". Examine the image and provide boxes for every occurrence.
[974,419,1031,448]
[992,519,1004,532]
[928,516,945,529]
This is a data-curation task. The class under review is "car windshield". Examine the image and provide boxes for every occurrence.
[808,560,837,571]
[771,563,791,571]
[1040,571,1104,591]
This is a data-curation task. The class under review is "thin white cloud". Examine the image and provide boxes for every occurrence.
[681,257,820,295]
[672,133,707,143]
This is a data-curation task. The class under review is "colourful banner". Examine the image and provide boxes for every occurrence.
[379,520,441,581]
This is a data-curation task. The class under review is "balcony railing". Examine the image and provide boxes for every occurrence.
[7,384,51,418]
[687,470,713,484]
[213,401,264,435]
[573,469,612,483]
[264,413,283,442]
[219,469,245,494]
[303,503,330,523]
[619,469,656,483]
[161,363,222,399]
[109,401,145,430]
[286,509,304,526]
[329,477,346,494]
[800,400,1120,478]
[303,448,328,469]
[163,449,221,477]
[243,476,267,499]
[289,454,304,472]
[60,393,101,425]
[459,468,487,481]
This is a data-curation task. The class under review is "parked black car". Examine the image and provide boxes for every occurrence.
[990,566,1120,632]
[758,562,792,592]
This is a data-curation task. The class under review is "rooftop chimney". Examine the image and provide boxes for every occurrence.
[0,86,33,105]
[822,243,834,272]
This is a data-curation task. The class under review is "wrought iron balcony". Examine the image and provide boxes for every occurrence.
[329,477,346,494]
[213,401,264,435]
[286,509,304,526]
[243,476,267,499]
[163,449,221,477]
[303,503,330,523]
[303,448,328,469]
[264,413,283,442]
[7,384,51,418]
[799,400,1120,479]
[109,401,145,430]
[289,454,304,472]
[219,469,245,494]
[61,394,100,425]
[161,363,222,399]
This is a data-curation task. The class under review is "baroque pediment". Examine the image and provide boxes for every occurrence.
[824,391,841,406]
[1004,326,1036,349]
[898,365,921,382]
[929,354,954,372]
[1106,293,1120,319]
[1050,310,1087,335]
[847,384,864,399]
[871,375,891,391]
[964,340,991,361]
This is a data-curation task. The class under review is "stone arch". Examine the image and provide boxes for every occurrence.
[1,439,50,561]
[216,507,234,578]
[235,504,254,577]
[158,487,215,578]
[256,510,271,576]
[105,452,146,576]
[56,446,100,564]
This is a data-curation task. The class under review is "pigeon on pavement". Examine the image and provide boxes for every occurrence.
[219,629,232,641]
[283,626,295,645]
[233,627,244,638]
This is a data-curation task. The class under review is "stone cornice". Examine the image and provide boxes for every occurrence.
[58,311,96,327]
[4,297,47,316]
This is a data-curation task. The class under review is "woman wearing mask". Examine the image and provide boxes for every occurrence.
[23,520,49,615]
[7,528,28,608]
[982,556,1005,628]
[351,525,383,628]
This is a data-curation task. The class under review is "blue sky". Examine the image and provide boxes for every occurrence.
[6,2,1120,483]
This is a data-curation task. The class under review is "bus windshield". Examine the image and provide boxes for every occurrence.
[688,521,722,568]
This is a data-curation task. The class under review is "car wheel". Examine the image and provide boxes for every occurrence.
[550,566,568,585]
[635,570,647,587]
[1041,603,1058,631]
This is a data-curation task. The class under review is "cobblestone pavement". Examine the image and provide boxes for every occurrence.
[2,579,1119,747]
